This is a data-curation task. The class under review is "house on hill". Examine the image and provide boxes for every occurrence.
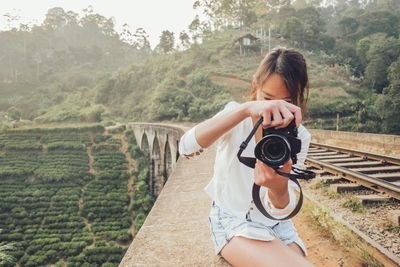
[233,34,259,55]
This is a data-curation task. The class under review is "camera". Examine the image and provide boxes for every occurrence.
[237,117,315,220]
[254,119,301,168]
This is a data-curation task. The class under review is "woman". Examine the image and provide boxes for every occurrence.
[179,48,314,266]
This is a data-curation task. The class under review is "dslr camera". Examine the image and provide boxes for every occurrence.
[254,119,301,169]
[237,117,315,220]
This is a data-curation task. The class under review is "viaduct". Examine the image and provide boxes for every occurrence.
[121,123,400,266]
[129,123,187,198]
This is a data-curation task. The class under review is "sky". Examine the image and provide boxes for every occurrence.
[0,0,203,48]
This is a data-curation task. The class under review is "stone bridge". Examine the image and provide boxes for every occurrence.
[120,124,400,266]
[128,123,187,198]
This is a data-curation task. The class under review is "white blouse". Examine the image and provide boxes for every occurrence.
[179,101,311,226]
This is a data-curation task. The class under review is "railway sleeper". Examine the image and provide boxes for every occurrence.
[321,157,365,163]
[313,169,331,175]
[319,175,346,184]
[356,195,391,205]
[307,152,339,157]
[349,166,400,174]
[388,210,400,227]
[369,173,400,182]
[336,161,386,168]
[330,183,363,193]
[311,154,351,160]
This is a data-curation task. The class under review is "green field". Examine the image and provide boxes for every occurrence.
[0,125,152,267]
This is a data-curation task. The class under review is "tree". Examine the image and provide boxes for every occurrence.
[356,37,371,68]
[374,56,400,134]
[133,28,151,52]
[179,31,191,50]
[120,23,135,45]
[193,0,258,29]
[43,7,68,30]
[188,15,202,43]
[358,9,399,38]
[295,7,325,37]
[365,37,400,92]
[338,17,359,37]
[7,107,21,121]
[156,30,175,54]
[282,17,306,48]
[365,56,388,91]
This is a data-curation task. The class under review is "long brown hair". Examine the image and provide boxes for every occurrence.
[248,47,309,112]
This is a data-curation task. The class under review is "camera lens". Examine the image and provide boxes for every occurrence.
[266,140,285,159]
[260,135,290,167]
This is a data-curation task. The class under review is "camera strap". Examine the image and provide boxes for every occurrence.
[237,117,315,221]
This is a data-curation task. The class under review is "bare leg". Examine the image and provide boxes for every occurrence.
[220,236,314,267]
[288,242,306,257]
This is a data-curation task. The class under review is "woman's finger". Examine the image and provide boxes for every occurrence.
[285,103,302,128]
[276,106,294,129]
[260,110,271,128]
[279,158,293,173]
[270,105,283,128]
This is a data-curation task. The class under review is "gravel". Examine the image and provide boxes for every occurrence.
[300,174,400,258]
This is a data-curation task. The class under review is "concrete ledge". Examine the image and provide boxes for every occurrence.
[309,129,400,157]
[119,149,230,266]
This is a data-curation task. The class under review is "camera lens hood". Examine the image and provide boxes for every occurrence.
[255,134,291,168]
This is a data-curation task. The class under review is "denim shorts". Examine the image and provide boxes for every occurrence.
[208,200,308,257]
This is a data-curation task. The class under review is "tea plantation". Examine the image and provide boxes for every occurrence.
[0,125,151,267]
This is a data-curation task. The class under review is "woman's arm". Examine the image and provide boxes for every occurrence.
[260,126,311,214]
[195,100,302,149]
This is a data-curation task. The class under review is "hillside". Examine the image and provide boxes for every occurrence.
[28,29,368,133]
[0,124,152,266]
[0,7,150,130]
[2,3,399,135]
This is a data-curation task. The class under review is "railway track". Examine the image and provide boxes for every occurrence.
[305,142,400,265]
[306,142,400,202]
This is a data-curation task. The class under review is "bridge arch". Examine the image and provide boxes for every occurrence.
[129,123,187,199]
[176,140,180,162]
[164,138,173,185]
[152,135,162,197]
[141,133,150,157]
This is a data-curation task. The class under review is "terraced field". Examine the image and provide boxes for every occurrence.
[0,125,151,267]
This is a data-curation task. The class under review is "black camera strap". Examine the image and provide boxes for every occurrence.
[237,117,315,221]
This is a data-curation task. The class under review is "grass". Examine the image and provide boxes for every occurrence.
[342,198,365,213]
[302,201,385,267]
[309,178,341,199]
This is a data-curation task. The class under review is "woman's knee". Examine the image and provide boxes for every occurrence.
[287,241,306,257]
[220,236,313,267]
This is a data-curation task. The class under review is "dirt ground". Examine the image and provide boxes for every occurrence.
[293,211,365,267]
[292,199,399,267]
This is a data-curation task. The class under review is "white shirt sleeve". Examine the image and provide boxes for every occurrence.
[263,186,297,219]
[178,126,203,158]
[294,124,311,169]
[178,101,240,159]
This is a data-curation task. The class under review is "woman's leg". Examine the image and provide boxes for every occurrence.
[288,242,306,257]
[220,236,314,267]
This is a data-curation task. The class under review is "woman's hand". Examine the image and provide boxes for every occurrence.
[244,100,302,129]
[254,158,292,209]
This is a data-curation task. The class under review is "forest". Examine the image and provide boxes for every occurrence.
[1,1,400,134]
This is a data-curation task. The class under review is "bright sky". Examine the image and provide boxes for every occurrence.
[0,0,203,48]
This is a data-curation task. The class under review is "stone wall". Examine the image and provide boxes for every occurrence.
[309,129,400,157]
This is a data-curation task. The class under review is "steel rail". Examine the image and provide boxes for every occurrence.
[306,157,400,200]
[310,142,400,165]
